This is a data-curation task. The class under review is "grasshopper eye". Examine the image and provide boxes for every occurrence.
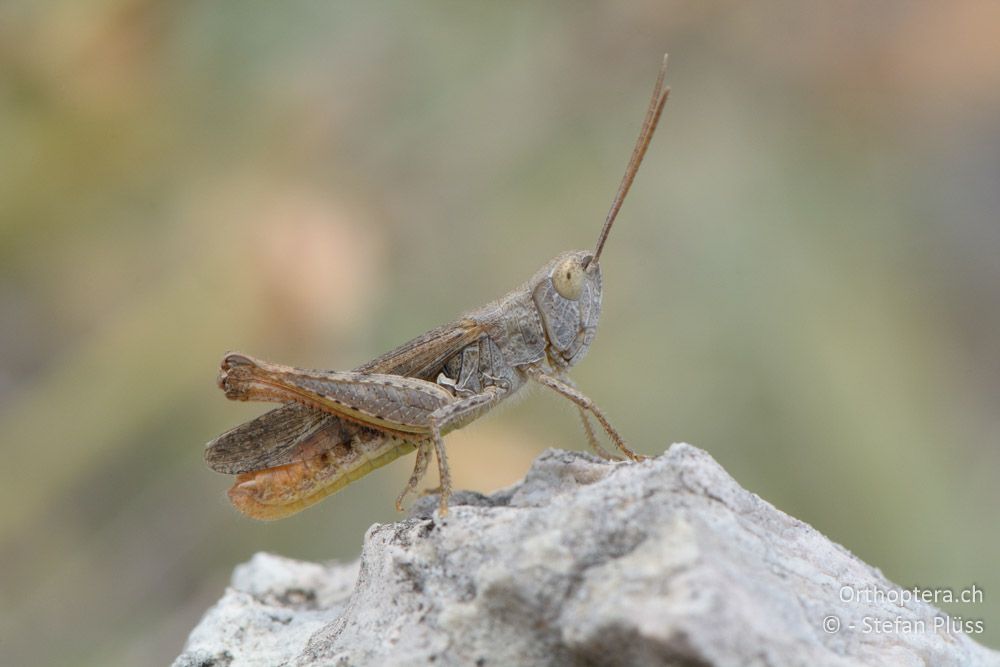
[553,256,585,300]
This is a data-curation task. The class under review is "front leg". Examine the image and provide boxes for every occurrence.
[528,369,645,462]
[558,375,619,461]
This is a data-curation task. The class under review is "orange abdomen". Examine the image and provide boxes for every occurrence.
[227,438,416,520]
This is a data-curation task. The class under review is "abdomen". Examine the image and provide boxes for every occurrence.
[227,435,416,520]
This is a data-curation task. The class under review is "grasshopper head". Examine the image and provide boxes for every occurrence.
[532,250,602,367]
[531,55,670,369]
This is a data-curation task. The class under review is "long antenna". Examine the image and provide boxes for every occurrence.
[591,54,670,266]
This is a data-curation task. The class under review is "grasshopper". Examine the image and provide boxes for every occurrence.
[205,56,670,519]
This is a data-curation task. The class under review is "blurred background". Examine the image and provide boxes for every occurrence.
[1,1,998,664]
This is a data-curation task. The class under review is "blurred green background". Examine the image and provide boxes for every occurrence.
[2,1,999,664]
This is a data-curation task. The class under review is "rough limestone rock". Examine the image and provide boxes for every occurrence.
[174,444,999,667]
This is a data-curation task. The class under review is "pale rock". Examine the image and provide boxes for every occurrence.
[174,444,999,667]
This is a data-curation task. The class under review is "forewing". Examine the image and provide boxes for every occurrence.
[206,403,328,473]
[359,318,483,378]
[206,318,486,473]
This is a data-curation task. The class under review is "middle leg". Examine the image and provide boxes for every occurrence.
[395,440,432,511]
[425,385,507,515]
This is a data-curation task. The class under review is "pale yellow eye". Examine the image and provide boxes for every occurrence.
[553,257,585,300]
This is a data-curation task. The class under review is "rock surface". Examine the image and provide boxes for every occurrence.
[174,444,999,667]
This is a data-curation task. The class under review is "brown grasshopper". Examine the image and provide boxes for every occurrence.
[205,56,670,519]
